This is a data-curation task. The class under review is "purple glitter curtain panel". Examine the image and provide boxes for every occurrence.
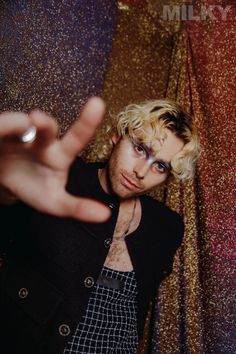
[0,0,117,134]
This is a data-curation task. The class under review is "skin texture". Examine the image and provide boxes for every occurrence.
[0,99,185,270]
[99,127,185,199]
[101,127,185,271]
[0,97,110,222]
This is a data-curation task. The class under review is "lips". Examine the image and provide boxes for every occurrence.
[121,173,140,190]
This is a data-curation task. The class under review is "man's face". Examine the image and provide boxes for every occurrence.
[107,126,185,199]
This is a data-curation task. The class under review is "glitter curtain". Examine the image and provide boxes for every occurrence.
[1,1,235,353]
[183,2,236,352]
[0,0,117,135]
[95,0,236,353]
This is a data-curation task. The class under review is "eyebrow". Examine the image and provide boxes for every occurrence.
[132,137,171,171]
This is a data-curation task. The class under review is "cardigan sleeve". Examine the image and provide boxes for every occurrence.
[160,210,184,279]
[0,202,33,256]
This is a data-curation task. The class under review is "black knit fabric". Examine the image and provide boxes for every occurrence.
[0,158,184,354]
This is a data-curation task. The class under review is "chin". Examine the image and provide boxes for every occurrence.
[110,185,131,199]
[115,186,145,199]
[109,174,144,199]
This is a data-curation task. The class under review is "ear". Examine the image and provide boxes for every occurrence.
[111,130,120,145]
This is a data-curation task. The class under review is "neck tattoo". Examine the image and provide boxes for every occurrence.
[113,197,137,241]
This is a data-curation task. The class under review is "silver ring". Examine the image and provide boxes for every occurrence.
[19,126,37,143]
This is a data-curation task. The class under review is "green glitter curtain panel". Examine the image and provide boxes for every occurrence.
[0,1,235,353]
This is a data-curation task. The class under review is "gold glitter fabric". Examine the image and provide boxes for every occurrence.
[86,0,184,162]
[1,1,235,353]
[91,0,235,353]
[0,0,117,135]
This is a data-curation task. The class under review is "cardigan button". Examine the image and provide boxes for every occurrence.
[18,287,28,299]
[84,276,95,288]
[104,238,112,248]
[59,324,71,337]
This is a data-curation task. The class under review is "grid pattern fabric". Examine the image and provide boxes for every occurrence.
[64,266,138,353]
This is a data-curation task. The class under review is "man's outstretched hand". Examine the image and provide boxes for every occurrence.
[0,97,110,222]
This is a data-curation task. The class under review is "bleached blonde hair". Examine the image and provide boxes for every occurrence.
[103,99,200,180]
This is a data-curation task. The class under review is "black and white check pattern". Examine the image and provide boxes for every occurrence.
[64,266,138,354]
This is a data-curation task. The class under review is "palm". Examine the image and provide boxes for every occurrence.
[0,97,110,222]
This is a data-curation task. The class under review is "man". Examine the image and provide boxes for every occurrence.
[0,97,199,353]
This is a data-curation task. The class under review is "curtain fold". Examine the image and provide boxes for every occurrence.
[96,1,235,352]
[0,1,235,352]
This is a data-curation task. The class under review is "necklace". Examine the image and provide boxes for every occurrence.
[113,197,137,241]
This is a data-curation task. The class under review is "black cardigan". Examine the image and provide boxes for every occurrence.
[0,158,184,354]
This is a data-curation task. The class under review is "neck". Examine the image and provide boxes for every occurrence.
[98,166,111,194]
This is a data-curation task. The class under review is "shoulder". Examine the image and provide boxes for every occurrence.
[141,195,184,247]
[141,194,183,223]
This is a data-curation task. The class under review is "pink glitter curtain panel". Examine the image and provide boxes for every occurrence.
[1,1,235,353]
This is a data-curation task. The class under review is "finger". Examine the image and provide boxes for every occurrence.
[58,193,111,222]
[0,112,30,138]
[61,97,105,159]
[28,109,58,146]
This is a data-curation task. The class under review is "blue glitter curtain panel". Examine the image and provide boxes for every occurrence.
[0,0,117,134]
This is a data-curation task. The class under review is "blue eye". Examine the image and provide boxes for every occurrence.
[132,141,146,157]
[130,137,170,174]
[152,161,167,174]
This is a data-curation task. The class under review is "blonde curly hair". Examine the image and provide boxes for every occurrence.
[102,99,200,180]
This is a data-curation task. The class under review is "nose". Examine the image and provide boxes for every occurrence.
[133,160,150,179]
